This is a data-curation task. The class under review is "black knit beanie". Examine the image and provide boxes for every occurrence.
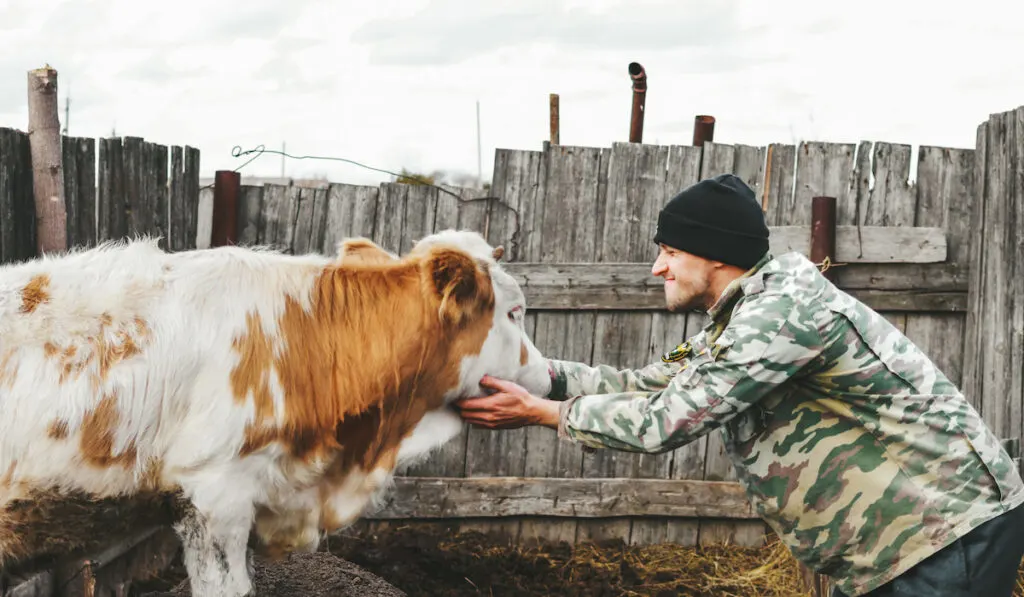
[653,173,769,270]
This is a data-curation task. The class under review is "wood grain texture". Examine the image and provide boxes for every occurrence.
[61,136,96,249]
[366,477,757,520]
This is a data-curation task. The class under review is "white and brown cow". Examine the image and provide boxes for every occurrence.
[0,229,550,597]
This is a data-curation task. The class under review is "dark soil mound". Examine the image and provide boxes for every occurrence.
[138,551,405,597]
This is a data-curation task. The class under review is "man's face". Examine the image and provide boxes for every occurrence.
[651,244,714,312]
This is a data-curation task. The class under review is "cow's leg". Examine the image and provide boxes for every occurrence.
[174,497,256,597]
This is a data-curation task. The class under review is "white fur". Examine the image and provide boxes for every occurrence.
[0,230,550,597]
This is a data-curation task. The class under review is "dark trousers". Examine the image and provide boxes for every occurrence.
[832,502,1024,596]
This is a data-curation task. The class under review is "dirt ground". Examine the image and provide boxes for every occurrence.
[133,551,406,597]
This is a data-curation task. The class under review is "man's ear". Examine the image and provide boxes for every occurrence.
[336,238,397,265]
[422,248,492,327]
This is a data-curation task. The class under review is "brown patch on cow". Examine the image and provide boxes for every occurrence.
[241,424,280,456]
[231,243,496,479]
[231,312,278,428]
[520,340,529,366]
[20,274,50,313]
[48,420,69,440]
[79,392,137,469]
[37,316,149,391]
[94,318,148,380]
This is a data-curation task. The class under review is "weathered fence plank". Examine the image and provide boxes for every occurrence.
[963,107,1024,453]
[902,146,975,387]
[62,136,96,248]
[367,477,757,520]
[320,183,379,254]
[0,129,36,263]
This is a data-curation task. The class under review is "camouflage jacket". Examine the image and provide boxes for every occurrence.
[548,251,1024,596]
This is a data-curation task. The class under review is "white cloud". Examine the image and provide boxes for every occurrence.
[0,0,1021,188]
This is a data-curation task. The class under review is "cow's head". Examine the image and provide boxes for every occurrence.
[408,229,551,401]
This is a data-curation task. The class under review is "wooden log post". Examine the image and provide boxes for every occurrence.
[810,196,838,281]
[210,170,240,247]
[549,93,560,145]
[26,65,67,255]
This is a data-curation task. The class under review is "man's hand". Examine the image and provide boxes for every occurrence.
[454,375,561,430]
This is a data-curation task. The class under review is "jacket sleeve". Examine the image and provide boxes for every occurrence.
[546,358,682,402]
[555,293,824,454]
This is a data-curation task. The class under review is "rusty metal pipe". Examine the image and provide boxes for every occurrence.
[810,196,837,282]
[693,115,715,147]
[549,93,560,145]
[211,170,240,247]
[628,62,646,143]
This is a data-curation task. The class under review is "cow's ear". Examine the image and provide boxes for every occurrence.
[422,247,492,326]
[336,237,396,265]
[492,246,505,261]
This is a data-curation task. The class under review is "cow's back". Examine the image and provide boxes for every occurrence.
[0,240,329,501]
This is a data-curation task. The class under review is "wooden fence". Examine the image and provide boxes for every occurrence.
[0,102,1022,555]
[0,128,201,262]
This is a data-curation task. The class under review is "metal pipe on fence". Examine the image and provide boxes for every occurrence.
[549,93,560,145]
[693,115,715,147]
[628,62,646,143]
[211,170,240,247]
[811,196,837,282]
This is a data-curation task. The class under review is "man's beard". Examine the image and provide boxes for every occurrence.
[665,293,706,314]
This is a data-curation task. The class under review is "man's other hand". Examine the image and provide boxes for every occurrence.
[454,375,560,430]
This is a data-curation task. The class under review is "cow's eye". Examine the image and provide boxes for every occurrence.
[508,306,522,321]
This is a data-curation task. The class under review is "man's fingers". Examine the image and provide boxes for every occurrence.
[454,395,494,410]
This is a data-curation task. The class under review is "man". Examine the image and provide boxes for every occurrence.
[454,173,1024,597]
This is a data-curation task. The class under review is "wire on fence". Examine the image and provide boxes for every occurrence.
[204,144,522,257]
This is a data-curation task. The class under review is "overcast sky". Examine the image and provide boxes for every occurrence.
[1,0,1022,186]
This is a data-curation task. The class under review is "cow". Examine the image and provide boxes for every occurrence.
[0,229,551,597]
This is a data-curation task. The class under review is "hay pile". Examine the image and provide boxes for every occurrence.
[329,525,809,597]
[327,524,1024,597]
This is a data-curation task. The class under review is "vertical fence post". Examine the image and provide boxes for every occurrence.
[692,115,715,147]
[549,93,560,145]
[811,196,837,282]
[210,170,240,247]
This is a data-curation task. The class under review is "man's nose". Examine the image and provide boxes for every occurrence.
[651,259,667,276]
